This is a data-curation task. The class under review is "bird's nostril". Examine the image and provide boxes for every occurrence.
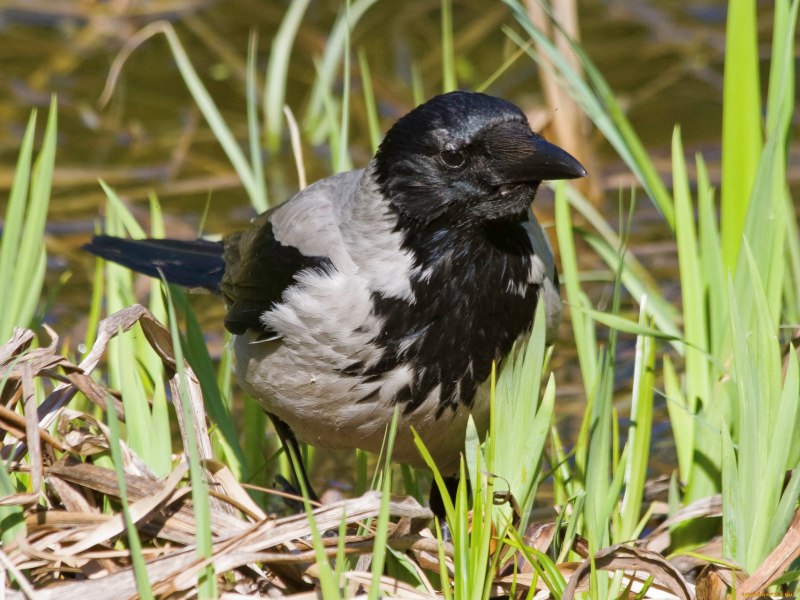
[498,183,516,196]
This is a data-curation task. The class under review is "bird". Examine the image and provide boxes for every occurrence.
[84,90,586,516]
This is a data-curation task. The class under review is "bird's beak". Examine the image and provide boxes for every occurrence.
[494,135,587,183]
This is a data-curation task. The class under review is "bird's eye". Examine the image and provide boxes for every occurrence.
[439,149,466,169]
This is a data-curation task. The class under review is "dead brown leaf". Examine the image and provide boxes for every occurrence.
[563,544,694,600]
[695,563,745,600]
[738,506,800,595]
[642,495,723,553]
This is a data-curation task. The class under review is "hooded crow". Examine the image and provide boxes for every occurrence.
[84,91,586,513]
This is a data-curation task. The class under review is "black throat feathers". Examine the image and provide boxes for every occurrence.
[346,214,539,415]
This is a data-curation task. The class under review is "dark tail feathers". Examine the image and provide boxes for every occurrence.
[83,235,225,293]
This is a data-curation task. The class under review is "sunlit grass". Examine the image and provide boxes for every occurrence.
[2,0,799,597]
[517,0,800,585]
[0,99,57,342]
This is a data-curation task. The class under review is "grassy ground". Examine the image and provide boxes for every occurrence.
[1,0,800,598]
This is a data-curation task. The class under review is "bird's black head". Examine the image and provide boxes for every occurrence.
[374,91,586,227]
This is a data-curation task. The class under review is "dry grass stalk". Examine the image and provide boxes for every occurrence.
[524,0,603,204]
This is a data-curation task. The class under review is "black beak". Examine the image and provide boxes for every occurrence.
[491,131,587,183]
[525,136,587,180]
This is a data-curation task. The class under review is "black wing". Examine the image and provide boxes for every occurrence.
[84,223,330,337]
[220,215,331,336]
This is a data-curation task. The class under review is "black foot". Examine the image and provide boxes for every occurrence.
[267,413,320,508]
[274,474,316,512]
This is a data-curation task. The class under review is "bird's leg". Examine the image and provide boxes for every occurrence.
[267,412,320,505]
[429,476,460,542]
[428,475,460,520]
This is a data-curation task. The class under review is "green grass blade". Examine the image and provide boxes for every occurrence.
[333,511,349,590]
[434,517,453,600]
[358,48,381,154]
[241,391,269,505]
[502,6,674,227]
[101,197,172,476]
[106,393,155,600]
[549,425,572,507]
[161,24,261,210]
[464,414,481,500]
[783,190,800,324]
[440,0,457,92]
[670,129,722,502]
[476,42,528,93]
[581,231,681,343]
[411,62,425,106]
[246,32,268,210]
[726,276,755,568]
[618,302,655,541]
[765,347,798,484]
[663,355,693,487]
[98,180,146,237]
[0,463,25,546]
[774,464,800,552]
[411,427,455,524]
[720,0,762,267]
[775,0,800,315]
[769,348,800,551]
[720,424,740,564]
[764,1,796,135]
[744,245,787,566]
[1,99,57,341]
[304,0,379,143]
[452,460,471,597]
[696,155,727,356]
[13,99,57,328]
[172,289,246,477]
[163,286,216,597]
[337,0,352,175]
[141,196,173,474]
[107,285,152,467]
[286,419,341,597]
[264,0,312,152]
[554,181,597,389]
[734,0,797,320]
[575,307,680,342]
[368,408,399,599]
[724,244,791,570]
[583,353,613,553]
[493,300,553,529]
[0,111,35,339]
[561,184,681,345]
[732,126,788,330]
[316,59,353,174]
[306,509,339,597]
[106,23,262,210]
[507,528,564,598]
